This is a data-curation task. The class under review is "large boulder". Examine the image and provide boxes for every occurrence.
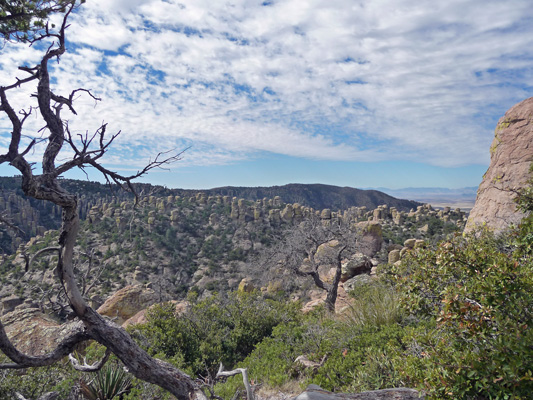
[292,384,423,400]
[97,285,158,325]
[342,274,374,293]
[341,253,372,282]
[301,286,353,314]
[1,308,82,355]
[356,221,383,257]
[465,97,533,234]
[238,278,255,293]
[316,240,342,261]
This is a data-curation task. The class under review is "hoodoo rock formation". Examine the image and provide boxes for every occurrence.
[465,97,533,234]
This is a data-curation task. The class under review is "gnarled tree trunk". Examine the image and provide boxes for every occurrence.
[0,3,194,399]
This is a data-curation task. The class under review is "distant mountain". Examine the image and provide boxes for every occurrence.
[199,183,422,212]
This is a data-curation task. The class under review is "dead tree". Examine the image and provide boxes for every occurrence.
[265,214,360,313]
[0,3,197,399]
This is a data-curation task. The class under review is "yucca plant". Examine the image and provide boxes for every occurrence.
[80,365,132,400]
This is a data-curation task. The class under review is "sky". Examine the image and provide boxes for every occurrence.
[1,0,532,190]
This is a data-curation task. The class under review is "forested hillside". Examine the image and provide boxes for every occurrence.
[0,177,421,256]
[0,187,463,312]
[196,183,422,211]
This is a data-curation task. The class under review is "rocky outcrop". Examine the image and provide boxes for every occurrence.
[386,239,425,265]
[356,221,383,257]
[1,295,24,315]
[97,285,158,325]
[0,308,81,355]
[292,384,423,400]
[238,278,255,293]
[201,184,422,212]
[341,253,372,282]
[342,274,375,293]
[1,176,467,307]
[466,97,533,234]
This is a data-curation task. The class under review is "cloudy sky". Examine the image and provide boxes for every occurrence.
[1,0,532,190]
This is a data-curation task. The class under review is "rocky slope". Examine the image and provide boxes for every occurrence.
[0,191,466,319]
[0,179,421,256]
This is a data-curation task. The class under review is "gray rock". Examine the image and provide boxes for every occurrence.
[292,384,423,400]
[343,274,374,293]
[356,221,383,257]
[341,253,372,281]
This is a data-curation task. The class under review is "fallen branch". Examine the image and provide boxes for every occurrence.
[294,354,328,370]
[69,347,111,372]
[216,363,254,400]
[15,392,59,400]
[0,320,89,370]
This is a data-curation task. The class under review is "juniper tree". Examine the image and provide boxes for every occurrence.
[264,213,367,313]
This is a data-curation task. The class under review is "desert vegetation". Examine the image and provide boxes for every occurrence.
[1,1,532,399]
[0,174,531,399]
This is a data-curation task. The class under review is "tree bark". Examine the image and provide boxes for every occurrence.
[0,4,195,399]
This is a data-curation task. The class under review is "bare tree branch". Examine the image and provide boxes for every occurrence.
[28,247,61,271]
[15,392,59,400]
[263,214,359,312]
[294,354,328,370]
[0,212,25,236]
[0,4,197,398]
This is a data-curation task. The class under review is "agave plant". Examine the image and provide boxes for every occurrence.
[80,365,132,400]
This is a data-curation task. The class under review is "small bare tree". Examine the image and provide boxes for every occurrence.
[0,2,198,399]
[266,214,364,313]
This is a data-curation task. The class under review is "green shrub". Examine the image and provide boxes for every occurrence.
[215,308,411,397]
[387,227,533,399]
[132,291,300,378]
[0,356,81,400]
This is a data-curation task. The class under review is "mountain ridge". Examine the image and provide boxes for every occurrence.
[194,183,422,212]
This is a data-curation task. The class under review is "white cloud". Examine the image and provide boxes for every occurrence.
[1,0,532,171]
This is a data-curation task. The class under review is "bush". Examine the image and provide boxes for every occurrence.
[131,291,300,378]
[0,356,82,400]
[215,310,411,397]
[387,227,533,399]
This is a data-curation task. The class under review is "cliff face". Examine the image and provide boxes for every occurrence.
[465,98,533,234]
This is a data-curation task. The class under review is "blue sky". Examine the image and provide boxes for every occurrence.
[1,0,532,190]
